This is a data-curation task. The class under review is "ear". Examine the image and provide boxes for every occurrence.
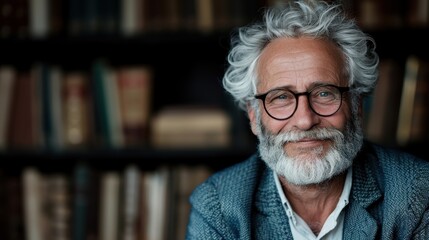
[247,103,258,136]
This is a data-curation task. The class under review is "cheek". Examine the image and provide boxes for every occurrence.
[260,113,287,134]
[332,103,353,130]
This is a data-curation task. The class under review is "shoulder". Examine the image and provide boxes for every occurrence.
[369,142,429,173]
[190,153,264,205]
[359,142,429,209]
[186,153,266,239]
[209,153,264,187]
[371,142,429,195]
[356,142,429,236]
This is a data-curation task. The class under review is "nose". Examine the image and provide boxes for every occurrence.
[291,95,320,130]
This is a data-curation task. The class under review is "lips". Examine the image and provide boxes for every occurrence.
[284,138,331,156]
[288,139,325,147]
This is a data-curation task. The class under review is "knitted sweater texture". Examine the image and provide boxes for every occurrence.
[186,143,429,239]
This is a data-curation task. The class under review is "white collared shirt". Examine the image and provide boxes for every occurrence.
[274,167,352,240]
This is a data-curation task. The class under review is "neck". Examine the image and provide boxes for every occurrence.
[279,173,346,235]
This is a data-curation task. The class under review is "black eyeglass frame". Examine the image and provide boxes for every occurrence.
[254,84,350,120]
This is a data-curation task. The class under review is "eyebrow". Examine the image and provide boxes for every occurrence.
[265,81,336,93]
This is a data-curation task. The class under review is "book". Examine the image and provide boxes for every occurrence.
[212,0,230,30]
[99,0,120,34]
[356,0,403,29]
[7,69,42,149]
[407,0,429,26]
[140,167,170,240]
[121,0,142,36]
[196,0,214,32]
[151,106,231,149]
[71,163,101,240]
[119,165,141,240]
[0,173,25,240]
[117,66,153,147]
[165,0,181,30]
[67,0,84,35]
[62,71,92,148]
[83,0,99,34]
[72,164,91,240]
[408,59,429,144]
[181,0,196,30]
[91,60,124,148]
[365,59,404,146]
[49,66,66,150]
[49,0,65,36]
[99,172,121,240]
[396,56,421,146]
[172,165,211,240]
[29,0,49,38]
[0,66,16,150]
[0,0,29,38]
[38,63,54,149]
[22,167,47,240]
[44,173,72,240]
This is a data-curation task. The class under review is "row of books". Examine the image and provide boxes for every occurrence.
[0,164,212,240]
[351,0,429,29]
[0,62,232,151]
[1,60,427,152]
[363,55,429,147]
[2,0,429,39]
[0,0,262,38]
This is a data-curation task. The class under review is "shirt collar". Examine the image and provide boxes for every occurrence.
[274,167,353,239]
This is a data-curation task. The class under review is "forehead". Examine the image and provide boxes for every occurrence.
[257,37,347,92]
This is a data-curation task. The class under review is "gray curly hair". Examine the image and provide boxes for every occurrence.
[222,0,379,111]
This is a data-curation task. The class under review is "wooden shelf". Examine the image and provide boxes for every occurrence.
[0,146,256,171]
[367,27,429,59]
[0,31,232,67]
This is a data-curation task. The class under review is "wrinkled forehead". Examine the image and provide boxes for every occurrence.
[256,37,347,92]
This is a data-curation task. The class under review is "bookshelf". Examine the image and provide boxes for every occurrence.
[1,0,429,239]
[366,27,429,60]
[0,148,255,172]
[0,0,262,238]
[362,28,429,160]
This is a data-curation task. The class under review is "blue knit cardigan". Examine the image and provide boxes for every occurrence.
[186,143,429,239]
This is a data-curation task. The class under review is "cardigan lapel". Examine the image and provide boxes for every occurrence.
[254,166,294,239]
[343,148,382,239]
[253,145,383,240]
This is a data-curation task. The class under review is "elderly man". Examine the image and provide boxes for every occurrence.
[186,1,429,239]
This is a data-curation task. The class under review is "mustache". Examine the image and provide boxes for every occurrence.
[264,127,345,146]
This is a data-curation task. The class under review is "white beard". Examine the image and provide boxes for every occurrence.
[256,118,363,186]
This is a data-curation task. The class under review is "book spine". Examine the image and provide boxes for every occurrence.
[117,66,152,147]
[22,167,46,240]
[45,174,71,240]
[72,164,90,240]
[396,56,419,146]
[7,70,40,149]
[99,172,121,240]
[0,66,16,149]
[120,165,141,240]
[29,0,49,38]
[62,72,92,148]
[4,174,25,240]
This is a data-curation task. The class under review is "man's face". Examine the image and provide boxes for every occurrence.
[248,37,363,185]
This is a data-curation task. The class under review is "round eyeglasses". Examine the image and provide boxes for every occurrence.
[254,84,350,120]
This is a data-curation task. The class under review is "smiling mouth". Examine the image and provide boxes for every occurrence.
[285,138,332,151]
[288,137,329,143]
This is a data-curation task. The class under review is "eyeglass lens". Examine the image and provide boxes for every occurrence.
[263,85,344,120]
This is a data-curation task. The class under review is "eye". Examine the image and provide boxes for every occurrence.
[311,86,340,103]
[276,93,288,100]
[317,90,333,98]
[267,90,294,105]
